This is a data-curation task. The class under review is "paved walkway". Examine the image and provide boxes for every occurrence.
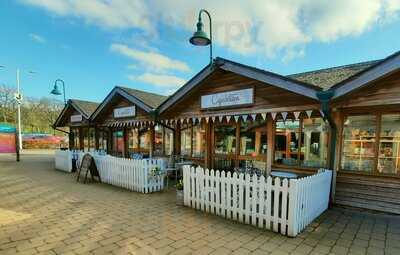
[0,151,400,255]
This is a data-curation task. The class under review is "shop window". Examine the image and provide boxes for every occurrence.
[139,129,151,156]
[239,119,267,157]
[164,128,173,156]
[154,125,163,156]
[274,118,328,168]
[112,130,124,157]
[274,120,300,166]
[180,125,191,156]
[88,128,95,149]
[98,130,108,151]
[72,128,80,150]
[341,115,376,172]
[83,128,89,151]
[128,128,139,154]
[214,124,236,155]
[378,114,400,174]
[192,124,206,158]
[301,118,328,168]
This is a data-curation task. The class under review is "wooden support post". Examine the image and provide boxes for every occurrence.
[266,118,274,176]
[123,127,129,158]
[150,125,155,158]
[94,126,99,150]
[79,127,84,151]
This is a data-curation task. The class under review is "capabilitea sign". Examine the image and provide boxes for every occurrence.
[114,106,136,118]
[201,88,254,109]
[70,115,82,122]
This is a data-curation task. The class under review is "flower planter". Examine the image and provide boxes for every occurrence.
[176,190,184,206]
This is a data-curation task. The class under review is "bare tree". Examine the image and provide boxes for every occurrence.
[0,84,17,123]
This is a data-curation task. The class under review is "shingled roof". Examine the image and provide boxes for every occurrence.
[117,86,168,109]
[288,59,382,90]
[69,99,99,118]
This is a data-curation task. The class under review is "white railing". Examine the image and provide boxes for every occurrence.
[54,150,73,172]
[183,166,332,237]
[93,155,165,193]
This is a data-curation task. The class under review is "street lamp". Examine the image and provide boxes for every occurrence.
[50,79,66,105]
[189,9,213,64]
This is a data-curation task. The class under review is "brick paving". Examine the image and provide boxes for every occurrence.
[1,151,400,255]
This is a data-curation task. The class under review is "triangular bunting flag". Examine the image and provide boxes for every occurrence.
[294,111,300,120]
[234,115,240,122]
[282,112,288,121]
[251,114,257,121]
[261,113,267,120]
[306,110,313,118]
[271,112,277,120]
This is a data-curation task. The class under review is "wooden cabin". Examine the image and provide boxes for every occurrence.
[157,58,326,174]
[53,99,99,150]
[156,54,400,214]
[53,51,400,214]
[90,86,168,158]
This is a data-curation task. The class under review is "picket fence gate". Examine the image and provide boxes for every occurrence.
[183,166,332,237]
[54,150,73,172]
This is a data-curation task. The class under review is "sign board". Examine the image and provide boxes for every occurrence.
[114,106,136,118]
[201,88,254,109]
[70,115,83,122]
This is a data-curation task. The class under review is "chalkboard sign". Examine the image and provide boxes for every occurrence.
[76,154,101,183]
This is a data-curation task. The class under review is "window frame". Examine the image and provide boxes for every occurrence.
[339,111,400,176]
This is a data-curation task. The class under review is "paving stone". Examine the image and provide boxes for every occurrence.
[1,153,400,255]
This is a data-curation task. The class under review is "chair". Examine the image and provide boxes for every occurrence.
[164,155,178,188]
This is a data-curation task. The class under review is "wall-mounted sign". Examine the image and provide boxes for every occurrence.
[70,114,82,122]
[201,88,254,109]
[114,106,136,118]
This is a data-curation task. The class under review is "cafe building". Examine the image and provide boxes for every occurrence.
[90,86,168,158]
[53,99,99,151]
[54,51,400,214]
[157,53,400,214]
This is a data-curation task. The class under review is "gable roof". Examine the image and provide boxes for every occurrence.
[91,86,167,120]
[118,86,167,109]
[288,60,382,90]
[70,99,99,118]
[330,51,400,99]
[158,57,321,114]
[53,99,99,127]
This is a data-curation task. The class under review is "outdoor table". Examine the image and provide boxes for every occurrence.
[270,171,298,179]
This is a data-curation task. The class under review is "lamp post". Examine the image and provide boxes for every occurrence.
[0,67,35,151]
[189,9,213,64]
[50,79,66,105]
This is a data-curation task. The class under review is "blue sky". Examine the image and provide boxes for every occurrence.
[1,0,400,103]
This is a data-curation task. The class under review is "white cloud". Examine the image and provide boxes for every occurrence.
[21,0,153,32]
[110,43,190,73]
[29,33,46,44]
[21,0,400,59]
[129,73,186,93]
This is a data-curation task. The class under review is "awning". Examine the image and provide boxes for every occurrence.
[106,120,154,128]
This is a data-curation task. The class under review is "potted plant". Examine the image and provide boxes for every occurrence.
[176,179,184,206]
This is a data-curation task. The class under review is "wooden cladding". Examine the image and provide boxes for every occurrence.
[160,70,319,120]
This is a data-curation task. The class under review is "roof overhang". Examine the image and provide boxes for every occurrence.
[91,87,154,121]
[158,58,320,114]
[332,51,400,99]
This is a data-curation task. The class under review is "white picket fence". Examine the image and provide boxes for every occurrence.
[54,150,73,172]
[183,166,332,237]
[93,155,165,193]
[54,150,167,193]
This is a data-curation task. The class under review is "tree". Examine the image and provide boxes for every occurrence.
[0,84,17,123]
